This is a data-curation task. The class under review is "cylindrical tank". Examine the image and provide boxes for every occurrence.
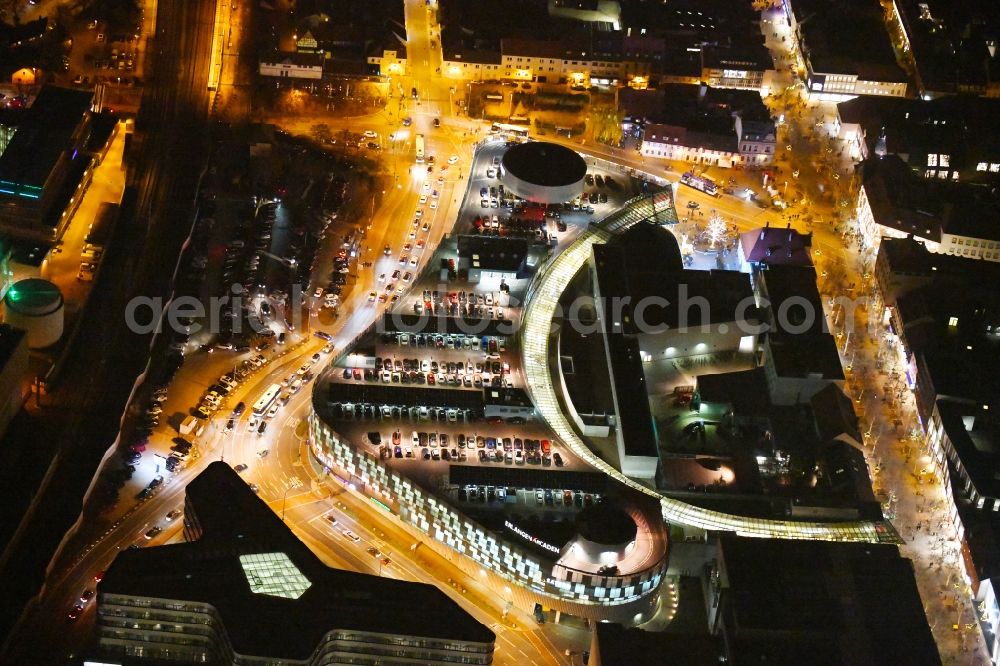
[3,278,64,349]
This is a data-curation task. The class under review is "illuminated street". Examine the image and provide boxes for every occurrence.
[3,0,996,663]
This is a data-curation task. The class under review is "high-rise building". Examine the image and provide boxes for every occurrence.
[91,462,496,665]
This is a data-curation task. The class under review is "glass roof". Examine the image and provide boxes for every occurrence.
[239,552,312,599]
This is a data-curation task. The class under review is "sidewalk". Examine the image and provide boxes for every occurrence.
[752,9,988,662]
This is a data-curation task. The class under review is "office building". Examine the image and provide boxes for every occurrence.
[0,85,95,242]
[780,0,909,99]
[259,51,326,79]
[856,155,1000,260]
[886,0,1000,98]
[93,462,496,665]
[639,85,776,168]
[707,534,940,664]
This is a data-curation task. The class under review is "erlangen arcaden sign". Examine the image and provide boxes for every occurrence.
[504,520,561,554]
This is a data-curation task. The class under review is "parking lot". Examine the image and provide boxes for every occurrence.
[326,414,590,481]
[457,139,647,246]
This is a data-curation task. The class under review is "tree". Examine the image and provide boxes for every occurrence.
[311,123,331,144]
[589,104,623,146]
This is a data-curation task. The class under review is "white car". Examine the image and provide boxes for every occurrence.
[313,287,323,298]
[363,130,377,138]
[368,291,377,302]
[419,195,427,204]
[429,200,437,210]
[448,155,458,164]
[377,273,386,282]
[422,181,431,193]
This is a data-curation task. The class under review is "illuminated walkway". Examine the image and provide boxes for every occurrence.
[520,192,900,544]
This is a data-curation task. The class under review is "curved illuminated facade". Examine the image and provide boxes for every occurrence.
[308,408,668,624]
[519,192,899,544]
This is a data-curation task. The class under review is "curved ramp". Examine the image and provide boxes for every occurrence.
[520,193,899,544]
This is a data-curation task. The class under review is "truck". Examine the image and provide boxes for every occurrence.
[415,133,425,163]
[179,415,205,437]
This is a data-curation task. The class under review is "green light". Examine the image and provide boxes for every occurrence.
[370,497,393,513]
[7,287,18,301]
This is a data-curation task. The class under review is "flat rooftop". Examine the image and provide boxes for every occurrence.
[790,0,908,82]
[501,142,587,188]
[718,534,939,664]
[757,265,844,380]
[894,0,1000,94]
[861,155,1000,242]
[98,462,495,660]
[0,85,92,192]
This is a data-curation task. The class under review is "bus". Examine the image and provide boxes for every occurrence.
[252,383,282,416]
[415,134,425,163]
[679,171,719,196]
[489,122,530,141]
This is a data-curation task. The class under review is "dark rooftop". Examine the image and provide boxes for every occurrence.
[482,386,532,408]
[606,335,659,459]
[757,265,844,381]
[842,95,1000,184]
[696,367,773,415]
[789,0,908,83]
[593,223,754,332]
[98,462,495,660]
[893,0,1000,95]
[0,85,92,193]
[260,50,325,68]
[501,141,587,188]
[593,624,724,666]
[717,534,940,665]
[457,234,529,273]
[860,156,945,242]
[810,383,862,446]
[739,223,813,267]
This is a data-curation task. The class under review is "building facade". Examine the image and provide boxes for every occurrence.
[94,462,497,665]
[308,413,668,622]
[259,51,325,79]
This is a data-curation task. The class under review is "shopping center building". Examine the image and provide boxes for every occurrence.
[308,173,901,626]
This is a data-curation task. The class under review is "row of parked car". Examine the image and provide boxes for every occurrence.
[381,330,506,354]
[342,355,513,389]
[328,402,478,423]
[367,429,564,467]
[459,485,597,508]
[192,354,267,419]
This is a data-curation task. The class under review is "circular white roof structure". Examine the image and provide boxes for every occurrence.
[500,142,586,204]
[3,278,64,349]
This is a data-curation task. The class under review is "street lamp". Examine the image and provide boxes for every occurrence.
[281,477,304,521]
